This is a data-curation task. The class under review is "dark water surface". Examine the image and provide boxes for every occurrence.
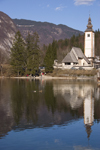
[0,79,100,150]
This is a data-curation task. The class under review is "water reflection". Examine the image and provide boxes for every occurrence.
[53,80,94,109]
[0,79,100,142]
[53,80,96,140]
[84,89,94,140]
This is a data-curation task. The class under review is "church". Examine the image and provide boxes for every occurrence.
[53,16,95,70]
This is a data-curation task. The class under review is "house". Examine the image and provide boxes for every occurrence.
[53,47,92,70]
[61,47,91,69]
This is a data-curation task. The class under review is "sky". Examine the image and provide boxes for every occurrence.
[0,0,100,31]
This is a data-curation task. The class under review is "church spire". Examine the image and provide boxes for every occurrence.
[85,16,94,32]
[85,124,92,140]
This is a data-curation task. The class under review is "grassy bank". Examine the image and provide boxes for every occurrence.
[0,64,97,78]
[48,68,97,77]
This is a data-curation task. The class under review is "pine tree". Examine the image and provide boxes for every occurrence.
[52,40,57,60]
[10,31,25,76]
[26,32,40,75]
[44,40,57,73]
[25,33,33,74]
[44,44,53,73]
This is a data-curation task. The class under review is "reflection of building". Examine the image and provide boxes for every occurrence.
[84,94,94,125]
[53,81,95,140]
[84,90,94,140]
[53,82,94,109]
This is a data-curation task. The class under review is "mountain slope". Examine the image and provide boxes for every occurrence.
[13,19,83,46]
[0,11,17,62]
[0,11,83,63]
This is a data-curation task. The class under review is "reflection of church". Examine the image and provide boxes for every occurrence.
[84,90,94,140]
[53,82,94,109]
[53,81,95,140]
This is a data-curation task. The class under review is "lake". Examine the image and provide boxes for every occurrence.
[0,78,100,150]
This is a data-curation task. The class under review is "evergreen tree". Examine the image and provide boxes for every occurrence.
[10,31,25,76]
[44,44,53,73]
[44,40,57,73]
[25,33,34,74]
[52,40,57,60]
[26,32,40,75]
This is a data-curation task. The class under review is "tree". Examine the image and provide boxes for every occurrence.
[52,40,57,60]
[10,31,25,76]
[26,32,40,75]
[44,44,53,73]
[44,40,57,73]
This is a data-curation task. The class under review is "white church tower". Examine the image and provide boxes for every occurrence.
[84,16,95,60]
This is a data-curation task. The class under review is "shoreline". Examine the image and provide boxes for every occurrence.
[0,75,97,81]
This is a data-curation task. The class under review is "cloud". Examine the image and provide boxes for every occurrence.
[74,0,95,5]
[55,7,62,11]
[47,4,49,7]
[55,5,66,11]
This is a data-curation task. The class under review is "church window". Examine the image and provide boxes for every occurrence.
[87,34,90,37]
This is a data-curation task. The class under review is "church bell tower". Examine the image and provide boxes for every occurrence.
[84,16,95,60]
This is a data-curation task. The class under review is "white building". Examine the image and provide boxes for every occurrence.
[61,47,92,69]
[84,16,95,59]
[53,16,95,70]
[54,47,93,70]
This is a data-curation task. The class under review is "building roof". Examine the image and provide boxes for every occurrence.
[62,52,77,63]
[85,16,94,32]
[62,47,90,64]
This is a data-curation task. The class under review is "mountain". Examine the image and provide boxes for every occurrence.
[13,19,83,46]
[0,11,83,63]
[0,11,17,62]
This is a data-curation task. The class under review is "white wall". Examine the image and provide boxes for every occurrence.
[84,95,94,125]
[85,32,95,58]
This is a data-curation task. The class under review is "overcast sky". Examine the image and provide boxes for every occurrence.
[0,0,99,31]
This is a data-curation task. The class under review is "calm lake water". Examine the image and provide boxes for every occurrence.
[0,78,100,150]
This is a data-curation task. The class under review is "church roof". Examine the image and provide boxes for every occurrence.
[62,47,90,64]
[72,47,90,63]
[85,16,94,32]
[62,52,78,63]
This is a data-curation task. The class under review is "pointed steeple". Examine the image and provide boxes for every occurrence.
[85,16,94,32]
[85,124,92,140]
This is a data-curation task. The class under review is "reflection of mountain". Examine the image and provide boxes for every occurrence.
[0,79,14,138]
[0,79,100,138]
[0,79,83,135]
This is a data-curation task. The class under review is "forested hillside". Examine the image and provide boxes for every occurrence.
[13,19,83,46]
[44,29,100,62]
[42,33,84,63]
[95,30,100,56]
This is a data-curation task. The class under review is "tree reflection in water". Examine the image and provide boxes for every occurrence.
[10,79,86,127]
[11,79,40,125]
[0,79,100,141]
